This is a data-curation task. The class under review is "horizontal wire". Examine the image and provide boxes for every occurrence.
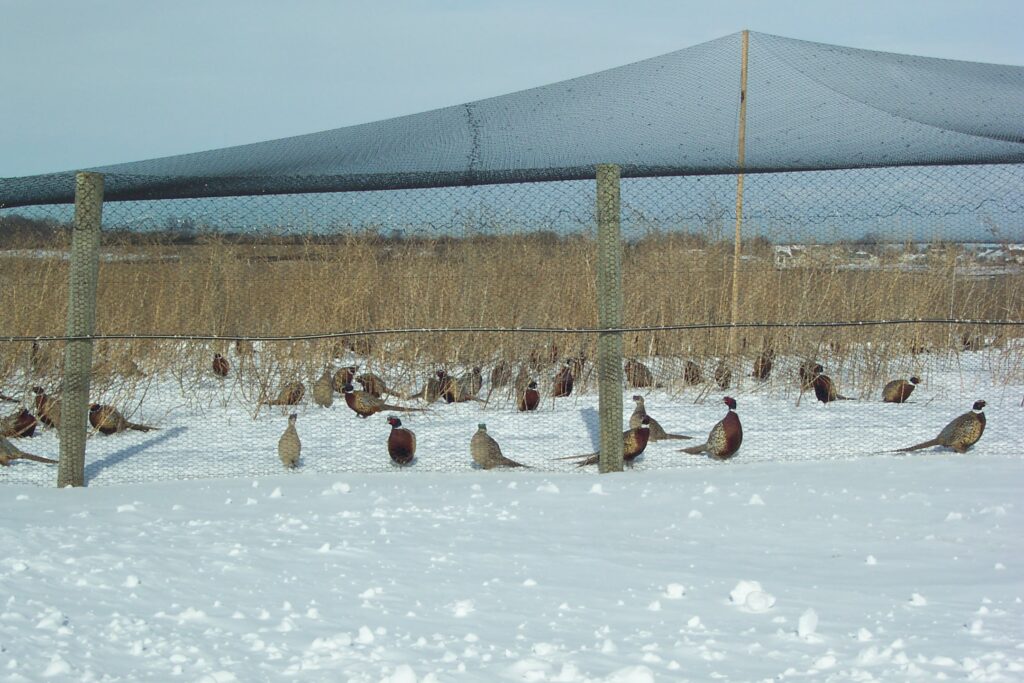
[4,318,1021,344]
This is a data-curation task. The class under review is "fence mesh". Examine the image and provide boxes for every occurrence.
[2,164,1021,485]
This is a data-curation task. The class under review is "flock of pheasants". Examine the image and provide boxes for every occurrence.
[0,343,988,471]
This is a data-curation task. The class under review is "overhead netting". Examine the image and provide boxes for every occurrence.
[1,32,1022,206]
[1,32,1022,485]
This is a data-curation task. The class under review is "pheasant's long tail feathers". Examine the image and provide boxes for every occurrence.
[681,442,708,455]
[382,404,427,413]
[663,433,693,440]
[895,438,940,453]
[575,455,599,468]
[555,452,596,461]
[127,422,157,432]
[4,452,58,465]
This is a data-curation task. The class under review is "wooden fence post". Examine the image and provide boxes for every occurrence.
[596,164,624,473]
[58,172,103,487]
[728,29,750,356]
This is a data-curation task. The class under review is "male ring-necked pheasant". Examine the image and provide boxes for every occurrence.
[811,366,853,404]
[882,377,920,403]
[559,416,651,468]
[32,387,61,428]
[517,380,540,412]
[89,404,158,435]
[680,396,743,460]
[1,408,37,438]
[342,384,425,418]
[896,400,986,453]
[630,395,691,441]
[386,416,416,466]
[552,360,574,398]
[212,353,229,378]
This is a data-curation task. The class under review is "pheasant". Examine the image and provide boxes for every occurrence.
[552,360,574,398]
[278,413,301,468]
[407,371,445,404]
[1,408,37,438]
[812,368,852,404]
[356,372,388,398]
[89,404,158,435]
[442,369,484,404]
[312,369,334,407]
[882,377,921,403]
[332,366,358,393]
[683,360,703,386]
[1,436,57,466]
[624,359,655,388]
[342,384,425,419]
[261,381,305,406]
[471,423,528,469]
[680,396,743,460]
[386,416,416,466]
[896,400,986,454]
[32,387,61,428]
[559,416,651,468]
[751,349,774,380]
[517,380,540,412]
[799,361,822,391]
[212,353,229,378]
[629,395,691,441]
[234,339,255,357]
[489,360,513,389]
[463,367,484,397]
[714,360,732,390]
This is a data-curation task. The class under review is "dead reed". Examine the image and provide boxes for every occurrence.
[1,231,1021,402]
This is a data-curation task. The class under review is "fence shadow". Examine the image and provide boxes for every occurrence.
[85,426,187,482]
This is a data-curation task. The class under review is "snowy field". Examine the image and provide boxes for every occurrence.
[1,348,1022,681]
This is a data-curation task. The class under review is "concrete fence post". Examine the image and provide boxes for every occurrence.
[58,172,103,487]
[596,164,624,473]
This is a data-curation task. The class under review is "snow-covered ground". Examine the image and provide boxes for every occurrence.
[2,457,1022,681]
[1,348,1022,681]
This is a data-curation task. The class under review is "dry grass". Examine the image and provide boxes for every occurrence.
[1,231,1021,403]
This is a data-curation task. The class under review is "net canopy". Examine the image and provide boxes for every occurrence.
[2,31,1022,208]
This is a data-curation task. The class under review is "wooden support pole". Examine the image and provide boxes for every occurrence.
[58,172,103,487]
[727,29,750,356]
[596,164,624,473]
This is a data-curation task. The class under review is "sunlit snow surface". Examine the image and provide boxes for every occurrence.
[1,348,1022,681]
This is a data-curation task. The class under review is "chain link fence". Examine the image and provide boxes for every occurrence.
[2,163,1021,485]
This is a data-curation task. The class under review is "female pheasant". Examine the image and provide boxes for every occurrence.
[629,395,691,441]
[386,416,416,466]
[278,413,301,468]
[896,400,986,453]
[680,396,742,460]
[471,423,527,469]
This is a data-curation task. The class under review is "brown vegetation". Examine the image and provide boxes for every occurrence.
[1,223,1021,401]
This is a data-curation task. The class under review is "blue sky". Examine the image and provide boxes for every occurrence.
[1,0,1022,178]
